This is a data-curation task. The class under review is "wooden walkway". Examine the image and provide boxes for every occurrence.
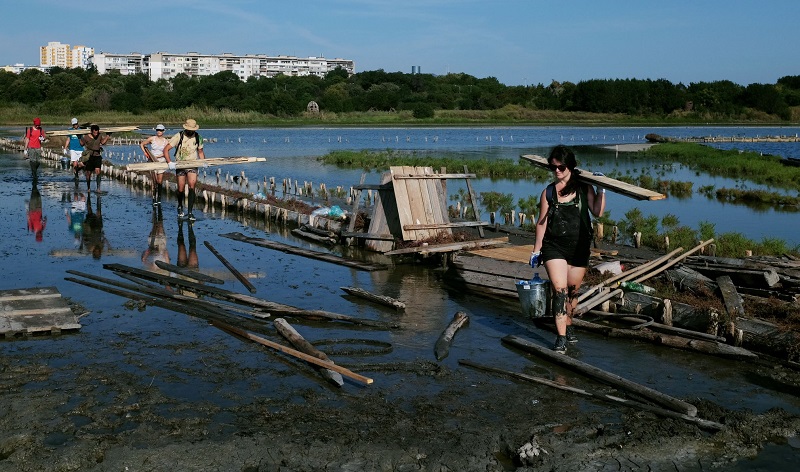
[0,287,81,338]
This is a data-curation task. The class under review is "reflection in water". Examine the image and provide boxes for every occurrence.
[142,207,169,272]
[65,189,87,247]
[82,194,109,259]
[26,183,46,242]
[177,221,198,270]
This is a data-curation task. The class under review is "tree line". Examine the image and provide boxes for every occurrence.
[1,65,798,120]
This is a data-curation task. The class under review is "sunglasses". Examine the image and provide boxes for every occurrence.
[549,164,568,172]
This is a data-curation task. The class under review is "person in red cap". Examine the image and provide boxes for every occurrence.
[23,117,47,181]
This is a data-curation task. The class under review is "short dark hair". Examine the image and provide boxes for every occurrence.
[90,124,100,132]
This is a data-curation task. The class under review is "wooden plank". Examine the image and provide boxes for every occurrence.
[203,241,257,293]
[502,334,698,416]
[404,221,488,230]
[383,237,509,256]
[219,232,389,271]
[366,172,398,253]
[211,320,373,385]
[407,165,436,240]
[154,260,225,284]
[459,360,723,431]
[424,166,451,238]
[462,165,484,237]
[0,286,63,301]
[340,232,395,241]
[100,264,399,329]
[520,154,665,201]
[125,157,266,172]
[0,286,81,336]
[392,173,477,179]
[716,275,745,319]
[389,166,417,240]
[48,126,139,137]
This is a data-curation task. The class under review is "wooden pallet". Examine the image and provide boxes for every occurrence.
[0,287,81,338]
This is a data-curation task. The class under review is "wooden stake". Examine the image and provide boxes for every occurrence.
[274,318,343,387]
[434,311,469,360]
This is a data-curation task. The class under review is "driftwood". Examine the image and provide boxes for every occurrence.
[212,320,372,385]
[665,266,717,293]
[203,241,257,293]
[434,311,469,360]
[569,318,758,360]
[220,232,388,272]
[687,266,780,289]
[340,286,405,310]
[586,310,726,343]
[501,334,698,417]
[154,260,225,284]
[458,360,724,431]
[291,228,337,246]
[274,318,343,387]
[101,263,399,329]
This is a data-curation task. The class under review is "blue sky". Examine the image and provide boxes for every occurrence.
[3,0,798,87]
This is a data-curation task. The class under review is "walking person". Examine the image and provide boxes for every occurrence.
[163,118,206,221]
[63,118,85,180]
[79,125,112,193]
[530,145,606,354]
[140,124,169,206]
[23,117,47,182]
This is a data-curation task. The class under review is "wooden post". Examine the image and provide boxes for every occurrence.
[662,299,673,326]
[664,235,670,250]
[612,226,619,244]
[709,243,716,257]
[634,231,641,248]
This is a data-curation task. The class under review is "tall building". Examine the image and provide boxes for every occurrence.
[92,51,354,81]
[40,41,94,69]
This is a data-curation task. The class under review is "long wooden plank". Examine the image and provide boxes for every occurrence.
[389,166,416,240]
[220,232,388,271]
[340,286,406,310]
[406,165,435,240]
[48,126,140,137]
[392,173,477,180]
[383,237,509,256]
[154,260,225,284]
[204,241,257,293]
[502,334,698,416]
[100,263,399,329]
[462,165,484,237]
[459,360,723,431]
[125,157,266,172]
[211,320,373,385]
[520,154,665,201]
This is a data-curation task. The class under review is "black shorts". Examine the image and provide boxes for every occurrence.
[84,154,103,172]
[176,168,197,177]
[540,236,591,267]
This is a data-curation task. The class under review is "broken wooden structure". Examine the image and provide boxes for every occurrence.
[0,287,81,338]
[343,166,506,254]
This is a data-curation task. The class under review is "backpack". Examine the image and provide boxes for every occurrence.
[545,182,592,234]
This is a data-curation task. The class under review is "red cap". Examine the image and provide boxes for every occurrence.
[33,117,41,125]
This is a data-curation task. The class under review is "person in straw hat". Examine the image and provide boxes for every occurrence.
[163,118,206,221]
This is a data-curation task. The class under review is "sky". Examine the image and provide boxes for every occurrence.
[3,0,799,87]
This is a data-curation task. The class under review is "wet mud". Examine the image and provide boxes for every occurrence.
[1,156,799,471]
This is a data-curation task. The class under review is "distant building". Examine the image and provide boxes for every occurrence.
[39,41,94,69]
[92,51,355,81]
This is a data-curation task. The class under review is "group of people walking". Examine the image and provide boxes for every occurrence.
[23,117,207,221]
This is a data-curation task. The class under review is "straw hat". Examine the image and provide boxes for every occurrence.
[182,118,199,131]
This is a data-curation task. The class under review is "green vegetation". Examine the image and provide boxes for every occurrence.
[2,66,800,126]
[645,142,800,189]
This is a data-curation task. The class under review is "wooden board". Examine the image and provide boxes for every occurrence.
[126,157,266,172]
[0,286,81,337]
[48,126,140,137]
[520,154,666,201]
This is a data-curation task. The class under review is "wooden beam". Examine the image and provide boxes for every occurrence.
[274,318,344,387]
[435,311,469,360]
[48,126,139,137]
[392,173,477,180]
[125,157,266,172]
[520,154,666,201]
[502,334,698,417]
[211,320,373,385]
[204,241,257,294]
[383,237,509,256]
[154,260,225,284]
[403,221,488,230]
[340,286,405,310]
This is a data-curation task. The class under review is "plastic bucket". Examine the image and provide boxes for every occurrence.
[516,280,549,318]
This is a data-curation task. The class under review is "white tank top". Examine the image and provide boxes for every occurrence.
[149,136,168,158]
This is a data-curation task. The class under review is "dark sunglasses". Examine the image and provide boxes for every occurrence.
[549,164,568,172]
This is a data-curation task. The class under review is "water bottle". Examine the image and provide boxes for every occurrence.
[618,281,656,294]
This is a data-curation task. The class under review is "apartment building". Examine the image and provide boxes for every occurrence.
[92,51,355,81]
[40,41,94,69]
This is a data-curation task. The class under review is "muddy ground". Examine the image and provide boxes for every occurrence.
[1,154,799,471]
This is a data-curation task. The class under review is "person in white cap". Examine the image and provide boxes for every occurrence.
[63,118,85,179]
[163,118,206,221]
[140,124,169,206]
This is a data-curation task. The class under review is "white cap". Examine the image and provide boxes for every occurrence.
[71,118,78,125]
[155,124,166,131]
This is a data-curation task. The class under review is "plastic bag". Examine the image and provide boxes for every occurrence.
[328,205,344,219]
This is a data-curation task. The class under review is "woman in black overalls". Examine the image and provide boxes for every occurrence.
[531,145,606,354]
